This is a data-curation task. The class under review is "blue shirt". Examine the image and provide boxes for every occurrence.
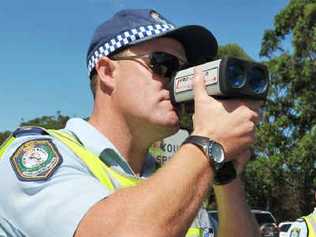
[0,118,213,236]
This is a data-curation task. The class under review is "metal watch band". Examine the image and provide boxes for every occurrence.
[182,135,224,168]
[182,135,236,185]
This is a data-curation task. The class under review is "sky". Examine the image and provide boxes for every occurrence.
[0,0,289,131]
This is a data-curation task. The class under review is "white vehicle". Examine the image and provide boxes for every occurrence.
[252,210,279,237]
[208,209,279,237]
[278,222,293,237]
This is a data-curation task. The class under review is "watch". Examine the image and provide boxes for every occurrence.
[182,135,237,185]
[182,135,225,169]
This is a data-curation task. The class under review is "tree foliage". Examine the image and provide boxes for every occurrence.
[217,43,253,61]
[0,131,11,146]
[0,112,70,146]
[20,112,69,129]
[244,0,316,221]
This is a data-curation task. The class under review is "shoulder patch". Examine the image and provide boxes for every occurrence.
[13,126,49,138]
[290,227,301,237]
[10,139,62,181]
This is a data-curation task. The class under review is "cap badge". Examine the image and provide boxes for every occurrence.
[150,10,169,25]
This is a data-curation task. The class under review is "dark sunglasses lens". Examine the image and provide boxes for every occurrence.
[150,52,180,77]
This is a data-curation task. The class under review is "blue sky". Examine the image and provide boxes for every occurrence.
[0,0,289,131]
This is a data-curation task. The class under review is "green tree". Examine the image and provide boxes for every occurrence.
[0,112,70,146]
[0,131,11,146]
[20,111,69,129]
[217,43,253,61]
[245,0,316,220]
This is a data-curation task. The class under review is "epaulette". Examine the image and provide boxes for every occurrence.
[12,126,49,138]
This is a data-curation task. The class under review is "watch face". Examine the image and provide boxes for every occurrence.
[209,142,225,163]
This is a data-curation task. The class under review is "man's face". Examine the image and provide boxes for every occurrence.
[111,37,187,139]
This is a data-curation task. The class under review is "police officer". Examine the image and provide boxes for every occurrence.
[0,9,261,237]
[289,188,316,237]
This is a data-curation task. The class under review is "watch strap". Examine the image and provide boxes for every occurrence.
[214,161,237,185]
[182,135,209,158]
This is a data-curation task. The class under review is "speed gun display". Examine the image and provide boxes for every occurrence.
[170,57,269,104]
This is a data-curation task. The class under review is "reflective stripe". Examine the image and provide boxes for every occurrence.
[51,130,82,146]
[49,130,143,189]
[186,227,203,237]
[49,130,115,189]
[304,213,316,237]
[49,130,204,237]
[0,136,15,160]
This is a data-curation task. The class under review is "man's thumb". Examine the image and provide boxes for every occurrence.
[192,66,208,100]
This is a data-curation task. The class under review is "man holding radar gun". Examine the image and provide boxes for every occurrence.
[0,9,268,237]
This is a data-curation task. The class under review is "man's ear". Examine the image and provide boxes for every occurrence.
[95,57,116,91]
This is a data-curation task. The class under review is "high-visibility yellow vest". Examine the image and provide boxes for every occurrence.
[0,128,206,237]
[303,211,316,237]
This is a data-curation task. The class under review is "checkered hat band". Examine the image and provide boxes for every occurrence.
[87,23,175,74]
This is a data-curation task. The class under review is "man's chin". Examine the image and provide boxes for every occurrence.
[159,121,180,138]
[164,114,180,128]
[149,111,180,136]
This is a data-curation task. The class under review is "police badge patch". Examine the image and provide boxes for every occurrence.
[290,227,301,237]
[10,139,62,181]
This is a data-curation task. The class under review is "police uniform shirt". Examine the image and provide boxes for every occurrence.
[0,118,213,237]
[289,209,316,237]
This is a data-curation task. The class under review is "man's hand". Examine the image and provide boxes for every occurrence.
[191,67,261,237]
[191,67,262,162]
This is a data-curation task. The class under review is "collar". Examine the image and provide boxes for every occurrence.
[64,118,157,177]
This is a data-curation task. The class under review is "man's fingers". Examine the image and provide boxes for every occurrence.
[235,99,264,112]
[245,100,264,112]
[192,66,209,101]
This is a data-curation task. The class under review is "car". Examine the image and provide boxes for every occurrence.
[251,210,279,237]
[278,222,293,237]
[259,223,279,237]
[208,209,279,237]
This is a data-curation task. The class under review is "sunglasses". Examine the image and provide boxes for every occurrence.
[111,52,188,78]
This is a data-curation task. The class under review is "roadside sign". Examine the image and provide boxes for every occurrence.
[149,129,189,165]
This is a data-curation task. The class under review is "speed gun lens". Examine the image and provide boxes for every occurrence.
[227,63,246,88]
[248,67,268,94]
